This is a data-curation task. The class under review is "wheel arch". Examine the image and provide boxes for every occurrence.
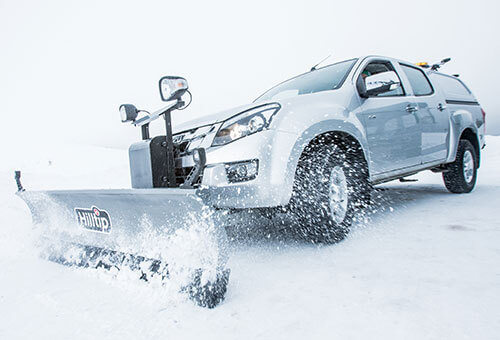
[298,131,369,169]
[284,122,370,195]
[459,128,481,168]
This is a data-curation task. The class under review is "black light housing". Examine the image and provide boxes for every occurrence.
[159,76,188,102]
[225,159,259,183]
[119,104,139,122]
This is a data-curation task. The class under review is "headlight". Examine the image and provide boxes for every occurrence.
[212,103,281,146]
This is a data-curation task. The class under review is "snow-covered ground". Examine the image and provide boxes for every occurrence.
[0,138,499,340]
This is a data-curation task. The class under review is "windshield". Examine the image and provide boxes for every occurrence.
[255,59,357,102]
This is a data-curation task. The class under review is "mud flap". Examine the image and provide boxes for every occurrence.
[17,188,230,308]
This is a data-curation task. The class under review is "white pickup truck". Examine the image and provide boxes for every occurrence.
[124,55,486,243]
[15,55,486,308]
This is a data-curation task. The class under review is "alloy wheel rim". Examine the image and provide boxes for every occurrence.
[463,150,474,184]
[328,166,348,224]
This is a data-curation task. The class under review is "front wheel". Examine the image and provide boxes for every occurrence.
[443,140,478,193]
[289,144,369,244]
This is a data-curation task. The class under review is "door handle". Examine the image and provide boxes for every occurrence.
[406,105,418,113]
[437,103,447,111]
[368,114,377,119]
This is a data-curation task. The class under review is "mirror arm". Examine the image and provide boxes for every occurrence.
[163,109,176,187]
[132,99,185,186]
[133,100,179,127]
[141,123,150,140]
[161,99,185,187]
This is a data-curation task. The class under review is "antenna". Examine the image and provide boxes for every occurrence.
[431,57,451,71]
[310,55,331,71]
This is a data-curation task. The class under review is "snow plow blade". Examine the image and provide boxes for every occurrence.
[16,188,230,308]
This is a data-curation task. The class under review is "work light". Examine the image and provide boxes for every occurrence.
[159,76,189,102]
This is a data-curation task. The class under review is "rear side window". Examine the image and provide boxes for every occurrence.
[431,74,472,99]
[400,64,434,96]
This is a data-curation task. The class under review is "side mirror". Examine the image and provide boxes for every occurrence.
[360,71,401,97]
[159,76,188,102]
[119,104,139,122]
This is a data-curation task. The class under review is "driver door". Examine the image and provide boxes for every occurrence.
[355,59,421,175]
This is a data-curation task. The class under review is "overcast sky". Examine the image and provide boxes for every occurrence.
[1,0,499,149]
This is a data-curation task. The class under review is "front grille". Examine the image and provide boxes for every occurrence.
[172,124,217,157]
[177,141,190,154]
[149,124,215,188]
[175,166,192,185]
[174,166,203,187]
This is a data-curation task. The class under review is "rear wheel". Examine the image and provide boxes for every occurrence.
[290,143,369,244]
[443,140,478,193]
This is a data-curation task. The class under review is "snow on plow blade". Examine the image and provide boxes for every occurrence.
[17,188,230,308]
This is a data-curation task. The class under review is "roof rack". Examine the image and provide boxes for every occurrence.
[415,58,451,71]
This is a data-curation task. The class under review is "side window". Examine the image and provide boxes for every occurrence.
[400,64,433,96]
[358,61,404,97]
[430,74,471,99]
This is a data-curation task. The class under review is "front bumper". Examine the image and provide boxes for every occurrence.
[129,127,299,209]
[198,129,298,209]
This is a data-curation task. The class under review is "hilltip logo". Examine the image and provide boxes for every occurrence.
[74,206,112,234]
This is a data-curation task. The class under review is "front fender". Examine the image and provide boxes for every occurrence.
[270,90,369,204]
[280,118,370,203]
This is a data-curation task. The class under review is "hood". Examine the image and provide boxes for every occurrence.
[172,101,273,134]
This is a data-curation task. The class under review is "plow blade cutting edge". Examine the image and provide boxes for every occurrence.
[17,188,230,308]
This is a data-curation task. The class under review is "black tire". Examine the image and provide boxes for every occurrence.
[443,140,478,193]
[289,143,369,244]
